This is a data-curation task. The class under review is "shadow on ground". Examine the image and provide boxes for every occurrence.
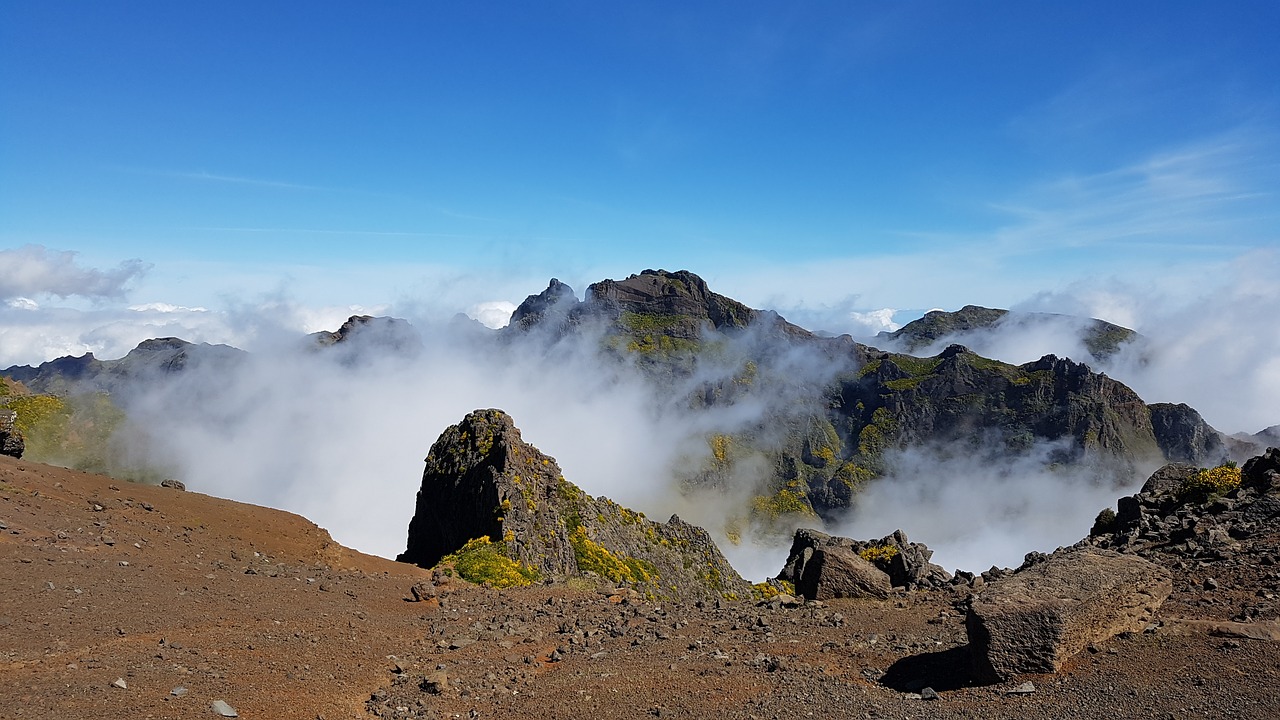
[879,645,987,692]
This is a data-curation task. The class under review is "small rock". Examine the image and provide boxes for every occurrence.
[210,699,238,717]
[171,686,188,697]
[1005,682,1036,695]
[920,687,939,700]
[421,670,449,694]
[1204,577,1219,591]
[111,677,128,689]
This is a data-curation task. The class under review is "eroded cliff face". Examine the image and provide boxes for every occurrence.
[397,409,750,602]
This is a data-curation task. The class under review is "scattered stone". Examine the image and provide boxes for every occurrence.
[171,686,188,697]
[111,677,127,689]
[161,479,186,491]
[410,581,437,602]
[1204,577,1219,591]
[210,699,238,716]
[920,686,939,700]
[421,671,449,694]
[1005,682,1036,695]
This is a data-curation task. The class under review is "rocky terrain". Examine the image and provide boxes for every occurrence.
[4,434,1280,718]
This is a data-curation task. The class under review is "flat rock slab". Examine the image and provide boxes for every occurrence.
[966,549,1171,681]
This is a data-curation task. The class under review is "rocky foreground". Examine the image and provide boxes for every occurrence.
[4,442,1280,719]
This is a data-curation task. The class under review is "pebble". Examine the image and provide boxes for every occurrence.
[111,677,128,689]
[171,686,188,697]
[1005,681,1036,694]
[210,699,239,717]
[920,687,939,701]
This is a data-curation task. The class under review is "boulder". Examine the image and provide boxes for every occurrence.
[794,546,891,601]
[779,527,950,591]
[966,548,1171,681]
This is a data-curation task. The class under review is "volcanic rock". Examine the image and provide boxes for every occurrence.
[0,409,23,459]
[397,408,750,602]
[793,546,891,601]
[966,548,1172,681]
[779,528,951,594]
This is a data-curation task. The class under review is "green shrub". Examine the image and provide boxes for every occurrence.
[440,536,540,589]
[1175,464,1242,504]
[1090,507,1118,536]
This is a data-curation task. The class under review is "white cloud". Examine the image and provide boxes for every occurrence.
[467,300,517,329]
[128,302,209,313]
[0,245,150,301]
[847,308,899,335]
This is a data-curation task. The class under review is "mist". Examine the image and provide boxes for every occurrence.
[832,440,1149,574]
[10,257,1279,584]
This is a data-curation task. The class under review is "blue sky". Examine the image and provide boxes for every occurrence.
[2,1,1279,346]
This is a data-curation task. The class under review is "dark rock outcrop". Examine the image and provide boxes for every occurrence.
[1,409,23,459]
[398,409,750,602]
[508,278,577,330]
[966,548,1172,681]
[1149,403,1228,466]
[779,528,950,599]
[309,315,422,356]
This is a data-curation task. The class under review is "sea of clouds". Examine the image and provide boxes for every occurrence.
[3,245,1278,579]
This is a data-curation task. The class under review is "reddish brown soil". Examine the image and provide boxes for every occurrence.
[2,454,1278,719]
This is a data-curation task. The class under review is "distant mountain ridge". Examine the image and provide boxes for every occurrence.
[3,337,245,397]
[3,269,1271,532]
[878,304,1139,362]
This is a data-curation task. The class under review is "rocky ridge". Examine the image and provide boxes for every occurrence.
[877,304,1139,362]
[398,409,750,603]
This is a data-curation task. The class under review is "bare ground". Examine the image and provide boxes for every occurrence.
[2,454,1278,719]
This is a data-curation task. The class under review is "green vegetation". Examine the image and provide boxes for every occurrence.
[858,544,899,564]
[751,579,796,601]
[569,526,657,584]
[750,488,816,521]
[556,477,584,533]
[0,386,158,480]
[888,355,942,377]
[1176,463,1242,504]
[440,536,541,588]
[619,311,685,333]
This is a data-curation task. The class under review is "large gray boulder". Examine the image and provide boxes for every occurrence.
[966,548,1171,681]
[779,527,950,591]
[793,546,892,600]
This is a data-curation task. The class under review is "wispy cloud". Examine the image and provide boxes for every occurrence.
[988,131,1277,254]
[165,170,329,191]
